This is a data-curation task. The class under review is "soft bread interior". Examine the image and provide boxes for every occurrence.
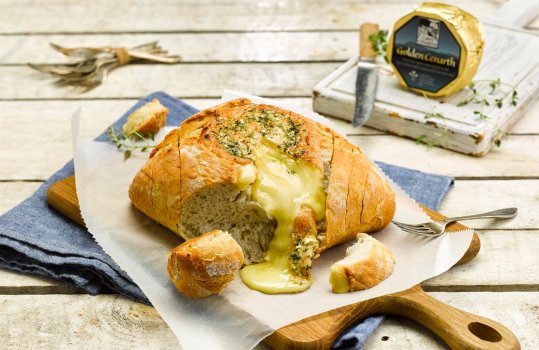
[179,184,276,264]
[341,233,374,265]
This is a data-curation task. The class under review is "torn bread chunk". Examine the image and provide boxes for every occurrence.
[122,98,168,137]
[167,230,244,299]
[329,233,395,293]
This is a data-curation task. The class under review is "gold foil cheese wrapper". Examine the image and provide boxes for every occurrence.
[387,2,484,97]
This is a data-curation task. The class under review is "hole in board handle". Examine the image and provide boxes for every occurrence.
[468,322,503,342]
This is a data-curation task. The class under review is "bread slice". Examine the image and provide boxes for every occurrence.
[129,98,396,291]
[167,230,244,299]
[322,136,353,250]
[344,147,368,237]
[329,233,395,293]
[122,98,168,136]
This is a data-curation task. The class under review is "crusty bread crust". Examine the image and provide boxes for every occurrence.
[330,233,395,293]
[167,230,244,298]
[323,136,354,249]
[344,147,368,238]
[122,98,168,136]
[320,134,396,251]
[129,129,181,233]
[359,165,396,233]
[129,98,396,261]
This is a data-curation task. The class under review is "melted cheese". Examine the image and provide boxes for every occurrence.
[329,265,350,294]
[236,163,257,191]
[240,141,325,294]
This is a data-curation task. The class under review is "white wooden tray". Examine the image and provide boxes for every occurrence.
[313,3,539,156]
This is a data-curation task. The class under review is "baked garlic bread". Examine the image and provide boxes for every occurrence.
[129,98,395,294]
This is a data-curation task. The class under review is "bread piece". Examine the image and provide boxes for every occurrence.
[329,233,395,293]
[129,98,395,277]
[167,230,244,299]
[122,98,168,136]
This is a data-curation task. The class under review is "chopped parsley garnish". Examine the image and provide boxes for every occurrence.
[214,108,305,159]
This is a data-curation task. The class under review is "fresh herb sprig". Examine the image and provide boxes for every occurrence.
[493,129,505,147]
[415,79,519,149]
[107,127,156,160]
[424,112,445,120]
[457,80,518,109]
[368,30,389,62]
[415,134,438,148]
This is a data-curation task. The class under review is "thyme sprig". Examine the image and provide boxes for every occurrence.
[415,79,519,149]
[107,127,156,160]
[457,79,518,109]
[368,30,389,62]
[424,112,445,120]
[415,134,439,148]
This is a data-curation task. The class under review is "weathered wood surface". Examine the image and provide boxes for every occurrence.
[1,64,340,99]
[0,292,536,350]
[2,107,539,180]
[365,292,539,350]
[5,131,539,180]
[439,180,539,229]
[9,97,539,154]
[425,230,539,289]
[0,33,357,64]
[0,268,77,294]
[349,135,539,179]
[3,180,538,230]
[1,1,498,34]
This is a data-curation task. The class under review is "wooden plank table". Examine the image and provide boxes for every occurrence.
[1,0,537,348]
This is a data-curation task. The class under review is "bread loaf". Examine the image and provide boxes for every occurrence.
[329,233,395,293]
[129,98,395,293]
[167,230,244,298]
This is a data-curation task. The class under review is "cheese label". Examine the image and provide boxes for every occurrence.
[392,16,461,93]
[387,3,484,97]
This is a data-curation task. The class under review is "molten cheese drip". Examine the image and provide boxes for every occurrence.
[239,142,325,294]
[329,266,350,294]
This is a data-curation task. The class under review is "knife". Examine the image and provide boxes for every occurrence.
[353,23,380,127]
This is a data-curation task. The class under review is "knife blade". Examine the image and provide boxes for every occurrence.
[353,23,380,127]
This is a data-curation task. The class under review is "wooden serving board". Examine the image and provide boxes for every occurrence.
[313,1,539,157]
[48,176,519,350]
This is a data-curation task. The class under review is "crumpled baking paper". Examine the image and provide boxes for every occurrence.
[72,93,473,350]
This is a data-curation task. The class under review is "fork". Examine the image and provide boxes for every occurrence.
[392,207,518,237]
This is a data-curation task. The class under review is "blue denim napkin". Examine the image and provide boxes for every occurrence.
[0,92,453,348]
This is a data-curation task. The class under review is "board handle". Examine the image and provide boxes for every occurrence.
[378,285,521,350]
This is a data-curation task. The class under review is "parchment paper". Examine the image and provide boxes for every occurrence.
[73,94,473,350]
